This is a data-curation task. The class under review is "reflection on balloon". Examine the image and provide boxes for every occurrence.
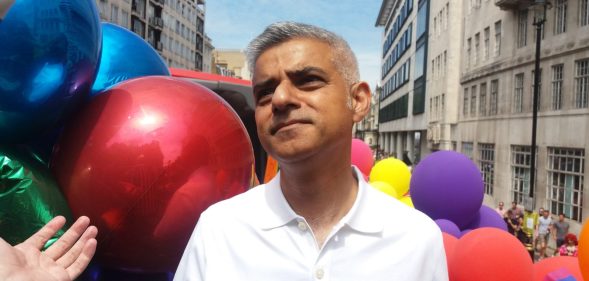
[91,23,170,96]
[0,146,72,248]
[52,77,254,272]
[0,0,101,143]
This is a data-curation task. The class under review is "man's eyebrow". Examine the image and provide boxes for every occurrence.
[286,66,328,78]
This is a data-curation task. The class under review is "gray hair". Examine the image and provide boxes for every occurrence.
[245,21,360,86]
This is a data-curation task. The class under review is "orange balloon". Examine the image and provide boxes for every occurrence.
[580,220,589,280]
[533,256,583,281]
[449,228,533,281]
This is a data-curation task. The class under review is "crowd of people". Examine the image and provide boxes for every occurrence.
[495,202,579,261]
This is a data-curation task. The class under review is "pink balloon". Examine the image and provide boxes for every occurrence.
[351,138,374,177]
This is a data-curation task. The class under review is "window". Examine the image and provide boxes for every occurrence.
[547,147,584,222]
[474,33,480,66]
[514,73,524,113]
[462,142,474,160]
[479,143,495,195]
[414,45,425,79]
[575,59,589,108]
[480,83,487,116]
[554,0,568,34]
[494,21,502,57]
[466,38,472,69]
[517,10,528,48]
[471,85,477,116]
[441,93,445,118]
[445,3,449,30]
[552,64,563,110]
[484,27,490,61]
[581,0,589,26]
[463,87,469,116]
[434,96,439,120]
[512,145,533,205]
[111,4,119,23]
[416,2,428,38]
[121,10,129,28]
[490,80,499,115]
[532,69,542,111]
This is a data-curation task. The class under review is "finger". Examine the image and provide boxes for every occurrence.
[56,225,97,268]
[66,238,97,280]
[20,216,66,250]
[44,216,91,260]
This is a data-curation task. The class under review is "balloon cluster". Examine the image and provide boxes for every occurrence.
[1,1,254,278]
[351,141,589,280]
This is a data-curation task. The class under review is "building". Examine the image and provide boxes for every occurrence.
[202,34,214,73]
[95,0,206,71]
[354,86,381,155]
[457,0,589,232]
[376,0,430,166]
[212,49,250,79]
[376,0,589,231]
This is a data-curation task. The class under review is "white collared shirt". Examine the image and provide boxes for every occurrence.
[174,167,448,281]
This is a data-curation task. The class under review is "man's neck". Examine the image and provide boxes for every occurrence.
[279,159,358,248]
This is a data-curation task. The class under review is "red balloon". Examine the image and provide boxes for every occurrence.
[533,256,584,281]
[52,76,254,272]
[449,227,533,281]
[442,232,458,266]
[351,138,374,177]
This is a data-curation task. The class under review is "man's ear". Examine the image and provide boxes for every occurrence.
[350,81,371,123]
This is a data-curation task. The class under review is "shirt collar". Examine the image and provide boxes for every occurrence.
[258,166,384,234]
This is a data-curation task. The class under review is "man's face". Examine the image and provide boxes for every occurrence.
[498,202,504,209]
[252,38,359,164]
[559,214,565,221]
[543,210,549,217]
[511,203,517,209]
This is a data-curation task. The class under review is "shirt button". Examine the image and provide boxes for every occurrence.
[315,268,325,279]
[298,221,308,231]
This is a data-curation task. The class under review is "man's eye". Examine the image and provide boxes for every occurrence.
[255,90,273,105]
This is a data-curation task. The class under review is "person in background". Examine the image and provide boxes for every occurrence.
[0,216,97,281]
[536,209,553,261]
[495,201,506,218]
[509,201,523,220]
[552,213,570,256]
[557,233,578,257]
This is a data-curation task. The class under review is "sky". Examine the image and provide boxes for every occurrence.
[204,0,384,89]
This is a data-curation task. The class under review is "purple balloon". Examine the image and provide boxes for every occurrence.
[464,205,508,232]
[435,219,461,238]
[410,151,484,229]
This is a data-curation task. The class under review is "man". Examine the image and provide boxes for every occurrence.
[536,209,553,260]
[174,22,447,280]
[509,201,523,220]
[495,201,506,217]
[0,216,96,281]
[552,213,570,256]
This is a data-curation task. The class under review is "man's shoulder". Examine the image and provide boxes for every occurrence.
[202,184,267,219]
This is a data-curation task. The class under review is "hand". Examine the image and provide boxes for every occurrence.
[0,216,97,281]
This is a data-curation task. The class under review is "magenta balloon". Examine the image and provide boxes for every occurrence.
[464,205,508,232]
[410,151,484,229]
[351,138,374,177]
[435,219,461,238]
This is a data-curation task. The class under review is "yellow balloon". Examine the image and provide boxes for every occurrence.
[369,157,411,196]
[369,181,400,199]
[579,220,589,280]
[400,196,414,208]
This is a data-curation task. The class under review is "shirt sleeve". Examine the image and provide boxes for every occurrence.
[173,211,210,281]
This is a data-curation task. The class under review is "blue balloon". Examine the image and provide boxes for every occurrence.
[91,23,170,96]
[0,0,102,143]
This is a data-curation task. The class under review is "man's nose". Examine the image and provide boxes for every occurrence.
[271,82,299,112]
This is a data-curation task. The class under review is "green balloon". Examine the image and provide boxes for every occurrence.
[0,146,72,249]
